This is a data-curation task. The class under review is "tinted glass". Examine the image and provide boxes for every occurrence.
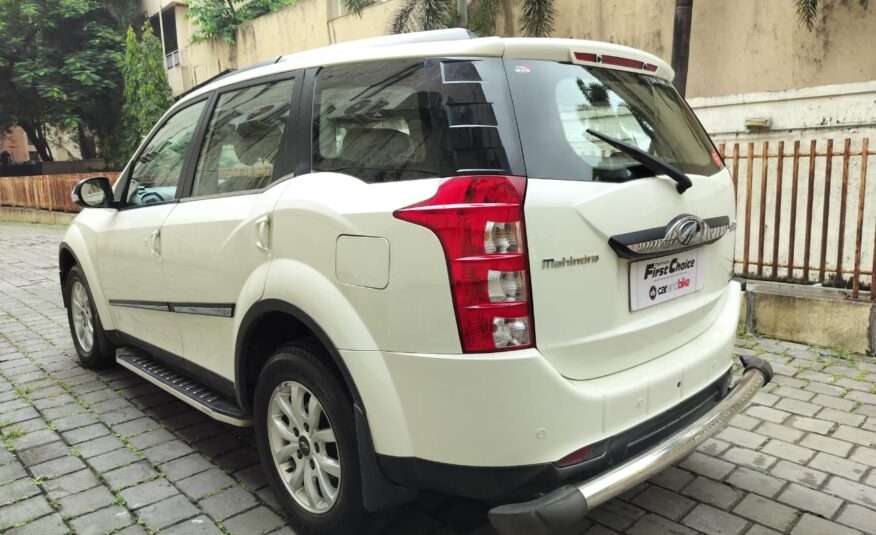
[312,58,523,183]
[505,60,720,182]
[192,79,295,197]
[127,101,206,205]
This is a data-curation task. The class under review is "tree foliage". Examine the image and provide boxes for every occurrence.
[390,0,555,36]
[391,0,456,33]
[344,0,377,17]
[0,0,125,162]
[187,0,301,43]
[795,0,869,30]
[119,25,174,166]
[516,0,555,37]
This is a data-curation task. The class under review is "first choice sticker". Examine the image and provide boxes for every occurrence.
[629,248,705,311]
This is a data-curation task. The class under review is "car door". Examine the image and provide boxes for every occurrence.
[96,99,209,359]
[159,74,300,383]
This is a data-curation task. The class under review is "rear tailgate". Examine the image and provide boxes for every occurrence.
[503,44,736,379]
[525,173,736,380]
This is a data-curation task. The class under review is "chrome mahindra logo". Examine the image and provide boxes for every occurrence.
[670,215,705,246]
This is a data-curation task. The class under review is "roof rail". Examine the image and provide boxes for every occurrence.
[174,56,284,101]
[328,28,478,50]
[177,30,477,99]
[277,28,478,64]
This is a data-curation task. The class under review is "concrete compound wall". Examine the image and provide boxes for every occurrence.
[742,282,875,356]
[169,0,876,100]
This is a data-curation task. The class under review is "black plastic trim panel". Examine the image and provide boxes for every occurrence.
[234,299,363,412]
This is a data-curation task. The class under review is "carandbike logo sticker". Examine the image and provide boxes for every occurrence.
[649,277,693,300]
[514,64,533,74]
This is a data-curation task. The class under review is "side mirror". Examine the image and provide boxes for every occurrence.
[72,176,115,209]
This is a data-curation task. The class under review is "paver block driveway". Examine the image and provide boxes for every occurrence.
[1,222,875,534]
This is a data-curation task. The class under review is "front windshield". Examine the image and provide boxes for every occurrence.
[505,60,721,182]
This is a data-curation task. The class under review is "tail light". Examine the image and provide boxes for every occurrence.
[394,175,535,352]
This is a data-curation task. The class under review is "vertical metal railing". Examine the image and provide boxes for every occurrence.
[722,138,875,300]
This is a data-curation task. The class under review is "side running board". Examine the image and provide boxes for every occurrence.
[116,347,251,427]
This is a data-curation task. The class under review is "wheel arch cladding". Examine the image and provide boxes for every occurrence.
[235,299,416,511]
[234,299,364,413]
[58,244,77,307]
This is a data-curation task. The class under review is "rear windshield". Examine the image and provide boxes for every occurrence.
[312,58,524,183]
[505,60,721,181]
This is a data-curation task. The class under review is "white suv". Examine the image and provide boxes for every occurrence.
[61,29,772,535]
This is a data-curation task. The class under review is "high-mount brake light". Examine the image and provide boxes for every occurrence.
[573,51,658,73]
[394,176,535,353]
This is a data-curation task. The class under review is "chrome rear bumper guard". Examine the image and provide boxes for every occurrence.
[488,356,773,535]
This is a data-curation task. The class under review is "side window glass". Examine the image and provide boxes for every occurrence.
[311,59,522,183]
[127,101,206,206]
[191,79,295,197]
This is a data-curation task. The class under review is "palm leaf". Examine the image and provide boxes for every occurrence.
[390,0,454,33]
[390,0,418,33]
[517,0,555,37]
[421,0,455,30]
[345,0,376,17]
[795,0,818,30]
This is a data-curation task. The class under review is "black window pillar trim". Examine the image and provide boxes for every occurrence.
[177,91,219,199]
[295,67,318,178]
[274,71,305,181]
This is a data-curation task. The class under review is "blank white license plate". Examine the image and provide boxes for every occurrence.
[629,249,704,311]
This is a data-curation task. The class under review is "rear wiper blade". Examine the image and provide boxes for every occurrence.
[586,129,693,193]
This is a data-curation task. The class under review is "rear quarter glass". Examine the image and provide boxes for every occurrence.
[504,59,721,182]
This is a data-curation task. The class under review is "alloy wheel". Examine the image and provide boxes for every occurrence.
[267,380,341,514]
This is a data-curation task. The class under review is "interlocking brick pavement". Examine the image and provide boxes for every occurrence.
[1,222,875,534]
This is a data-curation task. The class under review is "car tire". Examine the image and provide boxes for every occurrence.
[64,266,115,369]
[254,342,375,534]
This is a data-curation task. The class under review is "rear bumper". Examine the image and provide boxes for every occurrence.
[343,282,742,470]
[487,356,773,535]
[376,367,733,500]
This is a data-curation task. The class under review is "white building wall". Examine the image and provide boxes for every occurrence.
[690,82,876,289]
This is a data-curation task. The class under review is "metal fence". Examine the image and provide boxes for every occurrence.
[719,139,875,300]
[0,173,120,214]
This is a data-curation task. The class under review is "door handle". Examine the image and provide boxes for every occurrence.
[255,216,271,254]
[145,229,161,258]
